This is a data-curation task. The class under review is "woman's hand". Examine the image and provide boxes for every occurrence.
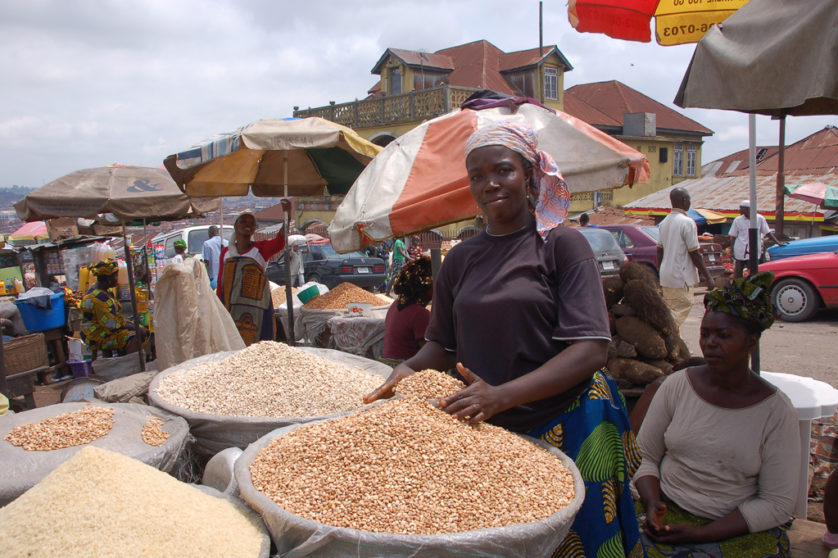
[642,499,668,534]
[363,363,416,404]
[439,363,506,425]
[644,522,705,544]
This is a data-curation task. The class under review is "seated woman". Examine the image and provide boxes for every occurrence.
[81,259,145,358]
[381,256,432,366]
[633,271,800,557]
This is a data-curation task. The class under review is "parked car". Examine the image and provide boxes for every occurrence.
[577,227,627,277]
[151,225,234,259]
[765,235,838,261]
[759,250,838,322]
[598,224,725,278]
[265,242,387,291]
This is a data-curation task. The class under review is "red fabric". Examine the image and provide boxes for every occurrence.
[215,235,286,300]
[382,303,430,361]
[569,0,658,42]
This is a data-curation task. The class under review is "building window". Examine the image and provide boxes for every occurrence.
[544,67,558,100]
[390,67,402,95]
[659,147,668,163]
[647,145,657,153]
[673,143,684,176]
[686,144,697,176]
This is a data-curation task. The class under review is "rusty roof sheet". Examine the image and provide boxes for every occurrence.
[379,48,455,72]
[566,81,713,136]
[498,46,572,72]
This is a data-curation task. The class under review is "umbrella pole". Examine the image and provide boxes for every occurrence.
[747,114,760,374]
[122,229,146,372]
[282,155,296,345]
[774,116,786,238]
[0,334,7,401]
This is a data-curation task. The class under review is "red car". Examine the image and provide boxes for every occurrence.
[598,224,725,279]
[759,250,838,322]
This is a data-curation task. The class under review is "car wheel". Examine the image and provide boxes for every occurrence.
[771,278,820,322]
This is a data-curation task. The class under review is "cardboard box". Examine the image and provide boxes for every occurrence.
[47,218,79,241]
[92,223,124,236]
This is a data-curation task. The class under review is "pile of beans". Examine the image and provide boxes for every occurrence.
[0,446,265,557]
[302,282,388,310]
[271,286,298,307]
[141,416,169,446]
[4,406,115,451]
[394,369,466,399]
[249,396,575,535]
[154,341,383,418]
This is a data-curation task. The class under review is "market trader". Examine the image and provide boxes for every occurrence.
[81,259,145,357]
[216,205,288,345]
[365,121,643,558]
[202,225,228,289]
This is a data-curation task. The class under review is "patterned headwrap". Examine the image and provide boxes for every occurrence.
[703,271,776,332]
[393,256,433,308]
[173,239,187,250]
[90,259,118,277]
[464,121,571,241]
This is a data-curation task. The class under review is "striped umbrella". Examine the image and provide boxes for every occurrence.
[329,103,649,253]
[785,182,838,210]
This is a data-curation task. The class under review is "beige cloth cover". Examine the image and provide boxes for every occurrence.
[153,257,244,371]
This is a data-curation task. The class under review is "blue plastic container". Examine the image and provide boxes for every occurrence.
[15,292,66,332]
[68,360,93,378]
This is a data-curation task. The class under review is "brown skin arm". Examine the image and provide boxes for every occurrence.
[656,245,664,269]
[689,249,715,290]
[635,475,751,544]
[363,340,456,403]
[439,339,607,424]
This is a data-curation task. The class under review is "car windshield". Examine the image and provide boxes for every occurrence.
[316,243,367,259]
[579,228,622,252]
[641,226,660,241]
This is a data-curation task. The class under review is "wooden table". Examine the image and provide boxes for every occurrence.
[41,327,69,380]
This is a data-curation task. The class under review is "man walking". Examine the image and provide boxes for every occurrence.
[657,187,715,332]
[728,200,786,278]
[201,225,228,289]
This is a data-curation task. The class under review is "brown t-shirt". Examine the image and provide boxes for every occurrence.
[426,221,611,432]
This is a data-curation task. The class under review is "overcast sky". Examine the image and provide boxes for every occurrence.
[2,0,834,188]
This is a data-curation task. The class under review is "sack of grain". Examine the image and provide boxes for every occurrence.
[0,446,270,558]
[236,397,585,558]
[148,342,392,455]
[0,402,189,506]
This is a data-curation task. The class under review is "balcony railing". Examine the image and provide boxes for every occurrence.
[293,85,481,129]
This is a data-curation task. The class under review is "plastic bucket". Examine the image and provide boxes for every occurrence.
[297,284,320,304]
[15,293,65,332]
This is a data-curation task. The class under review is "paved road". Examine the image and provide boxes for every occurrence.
[679,288,838,387]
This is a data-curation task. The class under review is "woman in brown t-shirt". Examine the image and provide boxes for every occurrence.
[365,120,643,557]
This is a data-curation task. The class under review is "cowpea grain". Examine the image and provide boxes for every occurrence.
[249,396,575,535]
[303,282,386,309]
[0,446,265,557]
[4,406,115,451]
[141,415,169,446]
[155,341,383,418]
[271,286,298,307]
[394,369,466,400]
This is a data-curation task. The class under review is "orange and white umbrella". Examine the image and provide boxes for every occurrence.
[329,103,649,253]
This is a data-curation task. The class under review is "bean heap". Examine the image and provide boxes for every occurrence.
[249,396,575,534]
[154,341,383,418]
[271,286,298,307]
[394,369,466,399]
[302,282,388,310]
[141,415,169,446]
[4,406,115,451]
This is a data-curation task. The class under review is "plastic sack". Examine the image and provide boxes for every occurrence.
[153,257,245,371]
[92,353,155,381]
[147,347,392,456]
[94,371,157,403]
[0,401,190,506]
[235,421,585,558]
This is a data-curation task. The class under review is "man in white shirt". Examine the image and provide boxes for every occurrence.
[657,187,715,331]
[201,225,228,289]
[728,200,786,278]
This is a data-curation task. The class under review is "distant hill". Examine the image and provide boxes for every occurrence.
[0,186,34,210]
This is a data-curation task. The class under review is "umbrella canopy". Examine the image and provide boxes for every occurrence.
[785,182,838,210]
[163,117,382,198]
[329,102,649,252]
[568,0,748,45]
[7,221,48,246]
[674,0,838,116]
[686,207,727,226]
[14,165,219,224]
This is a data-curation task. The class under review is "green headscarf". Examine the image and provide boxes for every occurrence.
[703,271,776,332]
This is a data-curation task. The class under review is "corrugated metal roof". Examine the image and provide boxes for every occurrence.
[565,81,713,136]
[626,126,838,222]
